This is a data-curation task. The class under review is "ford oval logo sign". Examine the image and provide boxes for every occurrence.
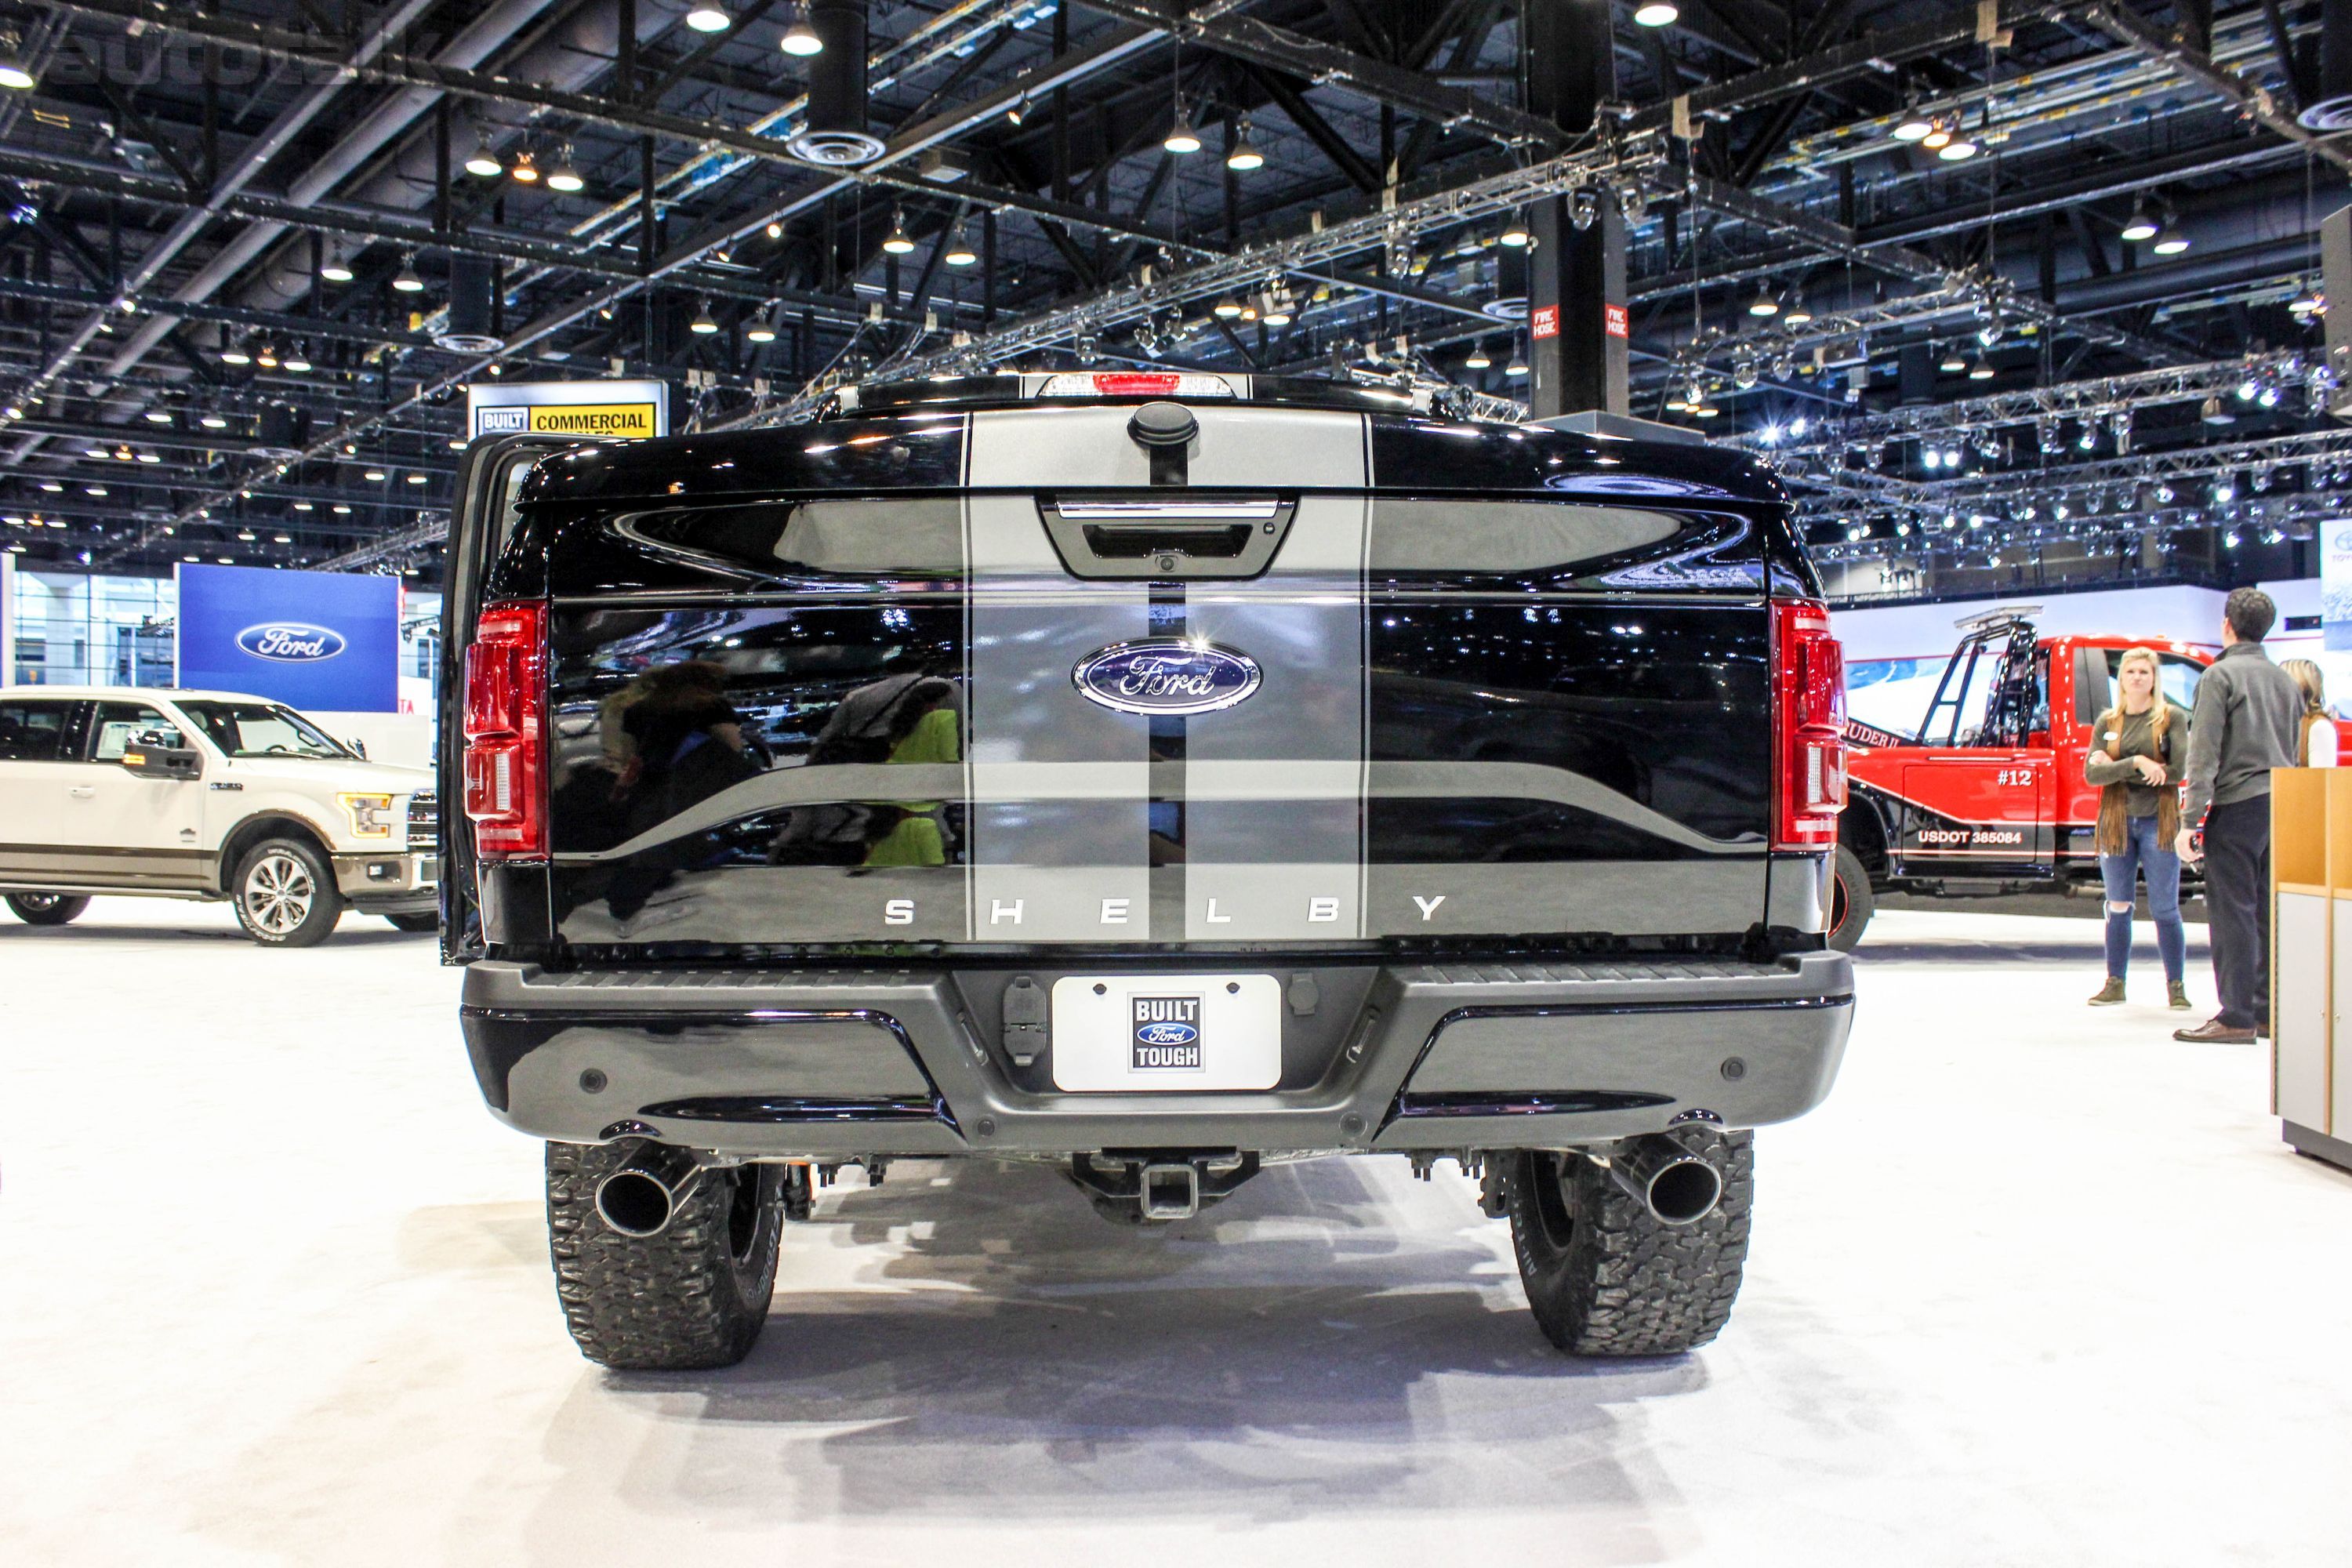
[1073,639,1261,716]
[1135,1020,1200,1047]
[235,622,347,662]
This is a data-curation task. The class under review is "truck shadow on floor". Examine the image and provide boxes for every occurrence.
[0,920,420,947]
[573,1157,1716,1520]
[1855,935,2211,965]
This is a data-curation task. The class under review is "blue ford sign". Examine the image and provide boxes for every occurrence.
[1136,1020,1200,1047]
[235,622,348,662]
[178,563,399,711]
[1073,639,1261,716]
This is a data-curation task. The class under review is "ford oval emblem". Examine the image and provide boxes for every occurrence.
[1135,1021,1200,1047]
[235,622,347,662]
[1073,638,1261,716]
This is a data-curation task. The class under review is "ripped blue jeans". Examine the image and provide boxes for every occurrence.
[2099,811,2186,984]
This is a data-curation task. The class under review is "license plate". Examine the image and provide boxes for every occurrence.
[1048,975,1283,1092]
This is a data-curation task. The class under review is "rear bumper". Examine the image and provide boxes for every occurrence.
[460,950,1853,1156]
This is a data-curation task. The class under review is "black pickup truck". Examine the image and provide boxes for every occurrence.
[440,371,1854,1370]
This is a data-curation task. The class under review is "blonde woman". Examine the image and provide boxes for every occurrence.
[2085,648,2189,1007]
[2280,659,2339,768]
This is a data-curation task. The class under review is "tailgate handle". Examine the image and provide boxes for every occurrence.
[1040,495,1296,579]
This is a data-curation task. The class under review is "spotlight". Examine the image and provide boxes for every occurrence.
[685,3,731,32]
[942,223,978,267]
[2121,199,2160,242]
[746,317,778,343]
[1225,118,1265,172]
[1892,101,1934,142]
[781,5,824,56]
[882,209,916,255]
[0,49,36,92]
[546,149,586,193]
[1505,352,1530,379]
[1782,294,1813,326]
[1464,346,1491,369]
[1968,357,1995,380]
[463,133,503,179]
[690,303,720,333]
[1921,118,1953,151]
[1497,215,1531,248]
[220,347,252,365]
[1570,188,1599,231]
[510,151,539,184]
[1940,350,1967,373]
[320,258,355,283]
[1633,2,1679,25]
[1163,99,1202,154]
[392,257,425,293]
[1938,132,1978,162]
[1212,296,1243,319]
[1749,284,1780,318]
[2151,211,2190,255]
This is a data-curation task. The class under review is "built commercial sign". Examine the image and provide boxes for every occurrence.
[176,563,400,711]
[466,379,670,442]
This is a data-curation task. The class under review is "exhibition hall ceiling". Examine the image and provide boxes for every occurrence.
[0,0,2339,586]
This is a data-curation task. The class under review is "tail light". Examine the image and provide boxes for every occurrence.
[1773,597,1847,851]
[463,600,547,860]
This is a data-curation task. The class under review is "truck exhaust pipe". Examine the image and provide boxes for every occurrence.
[593,1143,707,1237]
[1608,1134,1724,1226]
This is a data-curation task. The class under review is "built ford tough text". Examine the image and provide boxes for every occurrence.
[441,372,1856,1370]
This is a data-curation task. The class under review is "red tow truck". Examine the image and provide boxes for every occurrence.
[1830,608,2216,949]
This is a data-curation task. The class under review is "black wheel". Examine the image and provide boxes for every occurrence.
[383,911,438,932]
[6,892,90,926]
[1827,844,1875,953]
[230,837,343,947]
[1502,1127,1755,1356]
[546,1141,783,1370]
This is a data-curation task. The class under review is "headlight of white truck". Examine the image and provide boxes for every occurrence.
[339,792,395,839]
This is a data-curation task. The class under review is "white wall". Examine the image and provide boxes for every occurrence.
[1832,575,2347,716]
[312,673,437,769]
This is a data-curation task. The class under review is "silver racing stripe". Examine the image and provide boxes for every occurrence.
[1180,495,1370,938]
[963,491,1151,942]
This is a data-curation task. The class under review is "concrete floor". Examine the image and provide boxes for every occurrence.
[2,902,2347,1567]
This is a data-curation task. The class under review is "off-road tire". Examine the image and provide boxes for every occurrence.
[383,911,438,932]
[230,837,343,947]
[546,1140,784,1370]
[1828,844,1875,953]
[1503,1127,1755,1356]
[6,892,90,926]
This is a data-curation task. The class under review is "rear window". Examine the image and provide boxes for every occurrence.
[0,699,74,761]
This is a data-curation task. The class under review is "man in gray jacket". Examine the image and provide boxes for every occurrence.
[2176,587,2306,1043]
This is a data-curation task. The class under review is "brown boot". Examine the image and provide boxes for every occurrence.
[2088,977,2126,1006]
[2168,982,2190,1011]
[2174,1016,2257,1043]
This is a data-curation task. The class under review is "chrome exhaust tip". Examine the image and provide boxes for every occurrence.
[593,1143,706,1238]
[1607,1134,1725,1227]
